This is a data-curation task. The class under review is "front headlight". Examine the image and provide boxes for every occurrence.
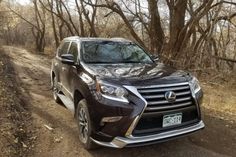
[189,77,201,93]
[96,81,129,103]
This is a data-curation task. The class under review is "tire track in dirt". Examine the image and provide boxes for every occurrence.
[3,46,235,157]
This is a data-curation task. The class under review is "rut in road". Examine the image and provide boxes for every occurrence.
[3,46,235,157]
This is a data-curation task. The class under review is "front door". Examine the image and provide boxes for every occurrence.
[57,41,70,89]
[63,41,79,99]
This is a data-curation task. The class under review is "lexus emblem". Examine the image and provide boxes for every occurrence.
[165,91,176,102]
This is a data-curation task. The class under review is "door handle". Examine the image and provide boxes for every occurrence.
[62,67,66,71]
[55,63,58,67]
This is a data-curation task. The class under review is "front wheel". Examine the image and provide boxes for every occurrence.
[75,99,97,149]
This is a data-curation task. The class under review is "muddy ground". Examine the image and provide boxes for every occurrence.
[0,48,32,157]
[0,46,236,157]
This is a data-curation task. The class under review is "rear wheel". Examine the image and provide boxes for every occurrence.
[76,99,97,149]
[52,76,60,103]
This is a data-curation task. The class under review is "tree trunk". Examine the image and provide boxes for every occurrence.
[147,0,165,53]
[33,0,45,52]
[75,0,85,37]
[48,0,59,47]
[166,0,187,57]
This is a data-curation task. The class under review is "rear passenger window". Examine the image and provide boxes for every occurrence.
[58,42,70,57]
[68,42,78,62]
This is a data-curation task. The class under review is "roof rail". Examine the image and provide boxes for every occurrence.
[111,37,132,42]
[64,36,80,40]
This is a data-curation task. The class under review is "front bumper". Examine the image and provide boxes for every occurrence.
[91,120,205,148]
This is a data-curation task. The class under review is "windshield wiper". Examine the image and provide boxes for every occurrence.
[85,61,151,64]
[121,61,141,63]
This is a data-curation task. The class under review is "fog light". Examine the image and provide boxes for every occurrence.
[101,116,123,123]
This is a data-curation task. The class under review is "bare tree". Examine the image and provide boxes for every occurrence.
[46,0,60,47]
[84,0,148,49]
[75,0,85,36]
[8,0,46,52]
[32,0,46,52]
[166,0,187,56]
[3,0,236,71]
[148,0,165,53]
[80,0,98,37]
[38,0,75,36]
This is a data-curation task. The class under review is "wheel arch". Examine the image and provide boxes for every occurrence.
[51,71,56,80]
[51,71,56,88]
[73,89,84,116]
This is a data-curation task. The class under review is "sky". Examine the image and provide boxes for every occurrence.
[17,0,30,5]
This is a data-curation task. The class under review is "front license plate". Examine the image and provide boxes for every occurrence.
[163,113,182,127]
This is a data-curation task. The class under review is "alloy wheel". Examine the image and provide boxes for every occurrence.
[78,107,89,143]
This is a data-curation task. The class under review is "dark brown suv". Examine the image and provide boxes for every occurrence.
[51,36,204,149]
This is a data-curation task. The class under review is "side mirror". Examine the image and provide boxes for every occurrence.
[150,54,159,61]
[61,54,74,65]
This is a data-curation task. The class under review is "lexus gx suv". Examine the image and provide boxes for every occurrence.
[51,36,205,149]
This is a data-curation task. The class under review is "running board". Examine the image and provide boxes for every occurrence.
[57,93,75,114]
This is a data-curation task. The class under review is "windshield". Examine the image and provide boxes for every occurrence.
[81,41,153,64]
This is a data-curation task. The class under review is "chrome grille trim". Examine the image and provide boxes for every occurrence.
[138,86,189,93]
[133,82,198,136]
[143,94,163,99]
[135,82,189,89]
[136,82,194,112]
[124,82,197,137]
[123,85,148,137]
[143,91,191,99]
[147,97,192,105]
[145,101,192,111]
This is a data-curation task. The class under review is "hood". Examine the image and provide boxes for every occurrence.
[82,63,191,85]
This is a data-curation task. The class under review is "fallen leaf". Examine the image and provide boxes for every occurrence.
[44,124,53,131]
[21,142,27,148]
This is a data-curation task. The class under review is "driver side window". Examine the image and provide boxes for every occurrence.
[58,42,70,57]
[68,42,78,63]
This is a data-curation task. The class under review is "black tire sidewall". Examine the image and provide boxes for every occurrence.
[76,99,95,149]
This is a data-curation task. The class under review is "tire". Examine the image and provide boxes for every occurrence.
[75,99,97,150]
[52,76,61,103]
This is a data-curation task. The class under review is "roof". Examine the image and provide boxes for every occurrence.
[63,36,132,43]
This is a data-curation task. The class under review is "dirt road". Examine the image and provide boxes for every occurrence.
[3,46,236,157]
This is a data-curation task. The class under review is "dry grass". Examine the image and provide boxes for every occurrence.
[201,75,236,120]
